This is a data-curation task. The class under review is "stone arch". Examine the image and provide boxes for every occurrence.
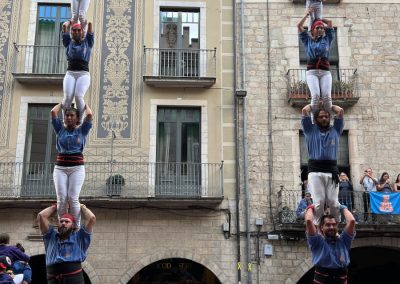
[117,249,228,284]
[284,237,400,283]
[284,257,313,284]
[24,243,100,284]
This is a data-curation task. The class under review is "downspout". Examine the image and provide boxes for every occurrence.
[232,0,242,283]
[239,0,252,283]
[266,0,275,228]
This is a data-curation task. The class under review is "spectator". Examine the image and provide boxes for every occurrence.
[0,234,29,265]
[12,244,31,284]
[359,168,378,223]
[338,172,353,221]
[0,256,13,284]
[377,172,394,192]
[394,174,400,191]
[296,192,313,218]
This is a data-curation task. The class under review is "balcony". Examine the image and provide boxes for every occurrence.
[12,44,67,84]
[275,189,400,240]
[143,47,216,88]
[286,68,360,108]
[0,162,224,208]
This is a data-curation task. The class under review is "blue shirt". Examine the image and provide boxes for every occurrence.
[299,28,335,61]
[63,32,94,62]
[302,116,344,161]
[43,226,92,266]
[13,261,32,283]
[362,176,377,192]
[52,118,92,154]
[307,230,355,269]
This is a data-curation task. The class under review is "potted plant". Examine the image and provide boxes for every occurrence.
[106,174,125,196]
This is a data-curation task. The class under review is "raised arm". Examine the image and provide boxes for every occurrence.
[50,103,62,119]
[84,104,93,121]
[37,205,57,235]
[302,104,312,116]
[297,8,313,33]
[331,105,344,118]
[87,22,93,34]
[305,205,317,236]
[62,20,71,33]
[80,204,96,233]
[321,18,333,29]
[341,206,356,236]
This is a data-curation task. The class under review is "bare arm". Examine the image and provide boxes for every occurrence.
[342,207,356,236]
[84,104,93,122]
[331,105,344,118]
[297,8,313,33]
[62,20,71,33]
[302,104,312,116]
[50,103,62,119]
[305,206,317,236]
[37,205,57,235]
[321,18,333,29]
[87,22,93,34]
[80,204,96,233]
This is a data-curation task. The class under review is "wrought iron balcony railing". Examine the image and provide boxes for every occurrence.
[286,68,360,107]
[143,47,217,87]
[0,162,223,199]
[12,44,67,83]
[277,189,400,226]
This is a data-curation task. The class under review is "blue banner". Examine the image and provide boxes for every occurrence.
[370,192,400,214]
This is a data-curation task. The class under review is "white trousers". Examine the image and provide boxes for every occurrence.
[306,69,332,113]
[306,0,323,31]
[308,172,340,225]
[63,71,90,122]
[53,165,85,227]
[71,0,91,28]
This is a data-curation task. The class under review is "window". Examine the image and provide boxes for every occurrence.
[33,4,70,74]
[22,104,57,196]
[298,27,339,80]
[159,9,200,77]
[156,107,201,197]
[299,130,349,194]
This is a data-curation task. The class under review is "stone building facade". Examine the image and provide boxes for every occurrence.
[0,0,399,283]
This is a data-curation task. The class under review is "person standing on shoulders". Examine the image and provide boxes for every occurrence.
[37,204,96,284]
[301,103,344,225]
[298,9,335,119]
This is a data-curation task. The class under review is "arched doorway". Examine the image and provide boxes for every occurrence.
[297,246,400,284]
[29,254,91,284]
[129,258,222,284]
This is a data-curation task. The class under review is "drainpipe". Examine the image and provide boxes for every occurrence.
[232,0,242,283]
[266,0,275,229]
[239,0,252,283]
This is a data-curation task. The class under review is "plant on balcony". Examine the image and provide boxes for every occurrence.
[331,80,355,98]
[106,174,125,196]
[289,80,355,99]
[289,81,310,98]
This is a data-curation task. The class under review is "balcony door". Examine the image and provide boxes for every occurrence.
[33,4,70,74]
[159,9,199,77]
[22,105,57,196]
[156,108,201,197]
